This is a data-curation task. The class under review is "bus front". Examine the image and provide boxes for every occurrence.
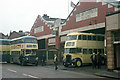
[0,39,10,63]
[20,36,38,66]
[63,32,105,67]
[63,33,82,67]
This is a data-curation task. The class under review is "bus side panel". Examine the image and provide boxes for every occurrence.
[0,45,10,62]
[77,41,104,49]
[82,54,92,63]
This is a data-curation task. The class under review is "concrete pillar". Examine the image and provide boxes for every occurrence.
[55,30,61,62]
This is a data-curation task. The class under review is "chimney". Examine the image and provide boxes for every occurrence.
[19,30,23,33]
[42,14,49,20]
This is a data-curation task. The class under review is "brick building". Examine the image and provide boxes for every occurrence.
[30,1,120,68]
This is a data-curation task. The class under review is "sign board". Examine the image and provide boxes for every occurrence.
[52,30,57,35]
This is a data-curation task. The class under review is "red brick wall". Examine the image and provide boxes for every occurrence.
[61,2,115,32]
[45,39,48,49]
[30,16,52,37]
[30,2,116,37]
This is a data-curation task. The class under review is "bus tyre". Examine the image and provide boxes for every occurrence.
[7,61,10,63]
[10,58,14,64]
[21,61,25,66]
[35,62,38,66]
[63,62,69,67]
[75,60,82,67]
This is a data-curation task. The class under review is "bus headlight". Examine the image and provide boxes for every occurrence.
[36,57,38,60]
[26,57,28,60]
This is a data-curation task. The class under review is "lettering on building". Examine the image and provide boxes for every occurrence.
[61,36,67,42]
[76,7,98,22]
[34,26,44,33]
[48,38,55,43]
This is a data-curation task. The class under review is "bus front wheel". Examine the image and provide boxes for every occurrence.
[21,61,25,66]
[10,58,14,64]
[63,62,69,67]
[75,60,82,67]
[35,62,38,66]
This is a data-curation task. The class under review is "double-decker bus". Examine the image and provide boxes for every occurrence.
[10,36,39,66]
[0,39,11,63]
[63,32,105,67]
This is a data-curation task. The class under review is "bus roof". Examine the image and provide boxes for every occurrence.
[67,32,104,36]
[0,39,11,41]
[11,36,37,41]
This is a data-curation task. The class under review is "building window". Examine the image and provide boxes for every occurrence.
[89,20,92,25]
[114,31,120,41]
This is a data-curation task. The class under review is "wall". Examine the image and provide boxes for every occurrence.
[61,2,116,36]
[106,13,120,31]
[106,11,120,70]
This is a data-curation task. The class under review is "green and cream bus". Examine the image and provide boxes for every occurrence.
[0,39,11,63]
[10,36,39,66]
[63,32,105,67]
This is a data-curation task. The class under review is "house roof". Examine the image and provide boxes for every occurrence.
[107,1,120,8]
[8,31,25,39]
[0,33,8,39]
[42,14,66,25]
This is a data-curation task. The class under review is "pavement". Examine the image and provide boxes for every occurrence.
[45,63,120,79]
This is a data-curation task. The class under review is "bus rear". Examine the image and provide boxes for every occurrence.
[0,39,11,63]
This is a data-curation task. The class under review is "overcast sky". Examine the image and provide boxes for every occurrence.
[0,0,79,35]
[0,0,119,35]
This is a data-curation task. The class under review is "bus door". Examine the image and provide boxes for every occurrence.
[21,49,25,56]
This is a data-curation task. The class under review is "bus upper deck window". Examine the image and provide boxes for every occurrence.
[98,36,101,41]
[97,36,104,41]
[101,36,104,41]
[78,35,81,40]
[19,39,24,43]
[72,35,77,40]
[93,36,96,41]
[88,35,92,40]
[83,35,87,40]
